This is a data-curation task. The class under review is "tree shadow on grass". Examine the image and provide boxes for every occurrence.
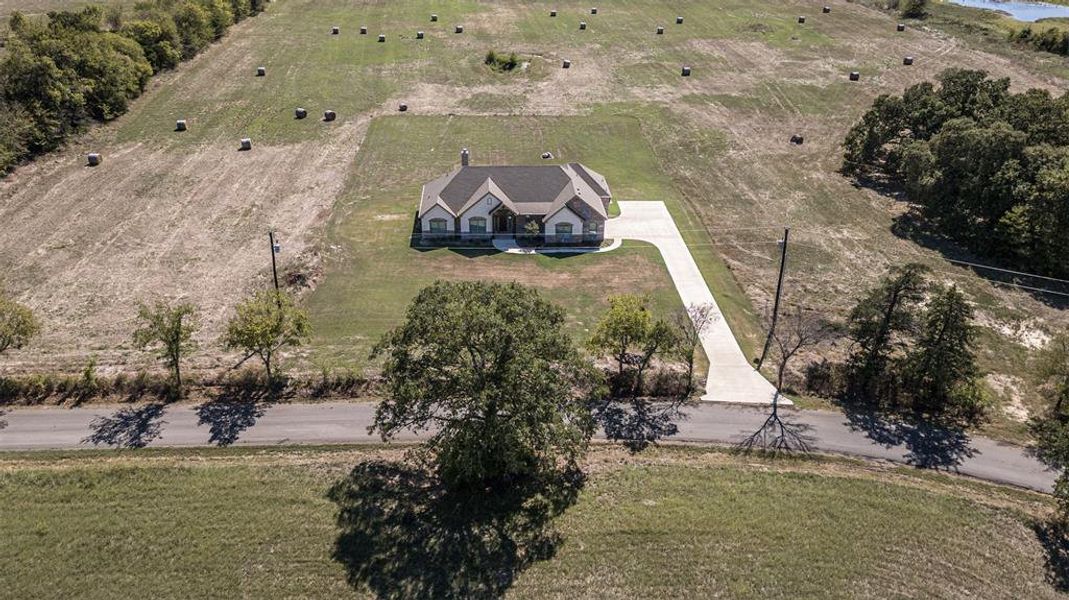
[327,461,584,600]
[1034,521,1069,592]
[841,405,978,469]
[593,398,690,452]
[83,403,167,448]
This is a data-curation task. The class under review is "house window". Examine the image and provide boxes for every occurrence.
[555,222,573,239]
[469,216,487,234]
[429,218,448,233]
[583,221,599,235]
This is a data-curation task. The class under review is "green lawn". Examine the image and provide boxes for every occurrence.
[0,445,1062,599]
[305,112,745,370]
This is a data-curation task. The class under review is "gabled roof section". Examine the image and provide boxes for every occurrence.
[418,163,611,219]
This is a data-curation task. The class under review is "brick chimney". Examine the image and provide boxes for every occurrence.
[461,147,470,167]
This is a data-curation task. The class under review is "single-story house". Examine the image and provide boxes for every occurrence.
[416,148,612,244]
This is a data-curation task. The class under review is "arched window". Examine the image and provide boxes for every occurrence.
[429,218,448,233]
[555,222,573,239]
[469,216,487,234]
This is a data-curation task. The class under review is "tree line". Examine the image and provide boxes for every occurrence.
[842,69,1069,279]
[0,1,265,173]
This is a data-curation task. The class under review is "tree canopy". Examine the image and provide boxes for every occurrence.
[371,281,596,488]
[223,290,310,384]
[0,294,40,355]
[132,300,198,394]
[843,69,1069,278]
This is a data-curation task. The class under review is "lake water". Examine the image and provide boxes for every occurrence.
[947,0,1069,22]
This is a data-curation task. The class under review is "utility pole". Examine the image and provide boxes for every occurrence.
[268,231,281,308]
[757,227,789,370]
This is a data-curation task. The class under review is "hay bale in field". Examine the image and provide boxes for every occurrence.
[790,134,804,145]
[455,25,464,33]
[681,65,691,76]
[676,16,684,24]
[431,14,438,22]
[903,56,914,65]
[324,110,337,122]
[87,153,102,166]
[239,139,252,151]
[399,103,408,112]
[256,66,266,76]
[542,152,553,159]
[562,59,571,68]
[416,30,424,39]
[897,23,905,31]
[175,119,187,131]
[579,21,587,30]
[360,26,367,34]
[823,6,831,13]
[331,26,339,35]
[656,25,664,34]
[295,107,308,119]
[550,9,557,16]
[378,34,386,42]
[798,15,806,23]
[591,7,597,14]
[849,71,860,81]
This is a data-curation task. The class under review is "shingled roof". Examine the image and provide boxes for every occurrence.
[419,163,612,219]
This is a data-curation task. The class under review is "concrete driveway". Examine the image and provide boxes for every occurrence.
[606,201,779,405]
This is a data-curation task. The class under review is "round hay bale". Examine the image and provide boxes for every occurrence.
[87,153,102,166]
[656,25,664,34]
[431,13,438,22]
[399,103,408,112]
[175,119,188,131]
[550,9,557,16]
[798,15,806,23]
[324,110,337,122]
[417,30,424,39]
[331,26,339,35]
[676,16,684,24]
[849,71,860,81]
[790,134,804,145]
[823,6,831,13]
[562,59,571,68]
[295,107,308,119]
[378,34,386,42]
[591,7,597,14]
[897,23,906,31]
[541,152,554,159]
[681,65,691,76]
[239,138,252,151]
[579,21,587,30]
[256,66,266,76]
[455,25,464,33]
[903,56,914,65]
[360,26,367,34]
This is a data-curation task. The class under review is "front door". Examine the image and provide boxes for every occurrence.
[493,210,514,236]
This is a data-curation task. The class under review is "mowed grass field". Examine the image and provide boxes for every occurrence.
[0,445,1062,599]
[1,0,1067,432]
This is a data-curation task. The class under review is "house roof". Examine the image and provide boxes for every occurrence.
[419,163,612,219]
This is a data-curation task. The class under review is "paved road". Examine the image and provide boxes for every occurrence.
[606,201,780,405]
[0,402,1054,493]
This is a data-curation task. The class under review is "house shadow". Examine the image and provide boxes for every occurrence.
[840,404,978,469]
[593,397,690,452]
[891,210,1069,309]
[1035,521,1069,592]
[194,378,291,447]
[83,403,167,448]
[327,461,583,600]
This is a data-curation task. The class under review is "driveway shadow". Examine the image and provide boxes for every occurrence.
[842,406,978,469]
[327,461,583,600]
[83,403,167,448]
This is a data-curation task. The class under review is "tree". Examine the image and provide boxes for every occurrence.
[587,294,677,397]
[901,284,984,416]
[370,281,595,488]
[0,294,40,354]
[132,300,198,394]
[222,290,310,385]
[844,263,929,404]
[899,0,927,19]
[672,303,718,399]
[1036,333,1069,415]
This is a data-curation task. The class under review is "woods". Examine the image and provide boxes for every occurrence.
[0,1,265,173]
[842,69,1069,278]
